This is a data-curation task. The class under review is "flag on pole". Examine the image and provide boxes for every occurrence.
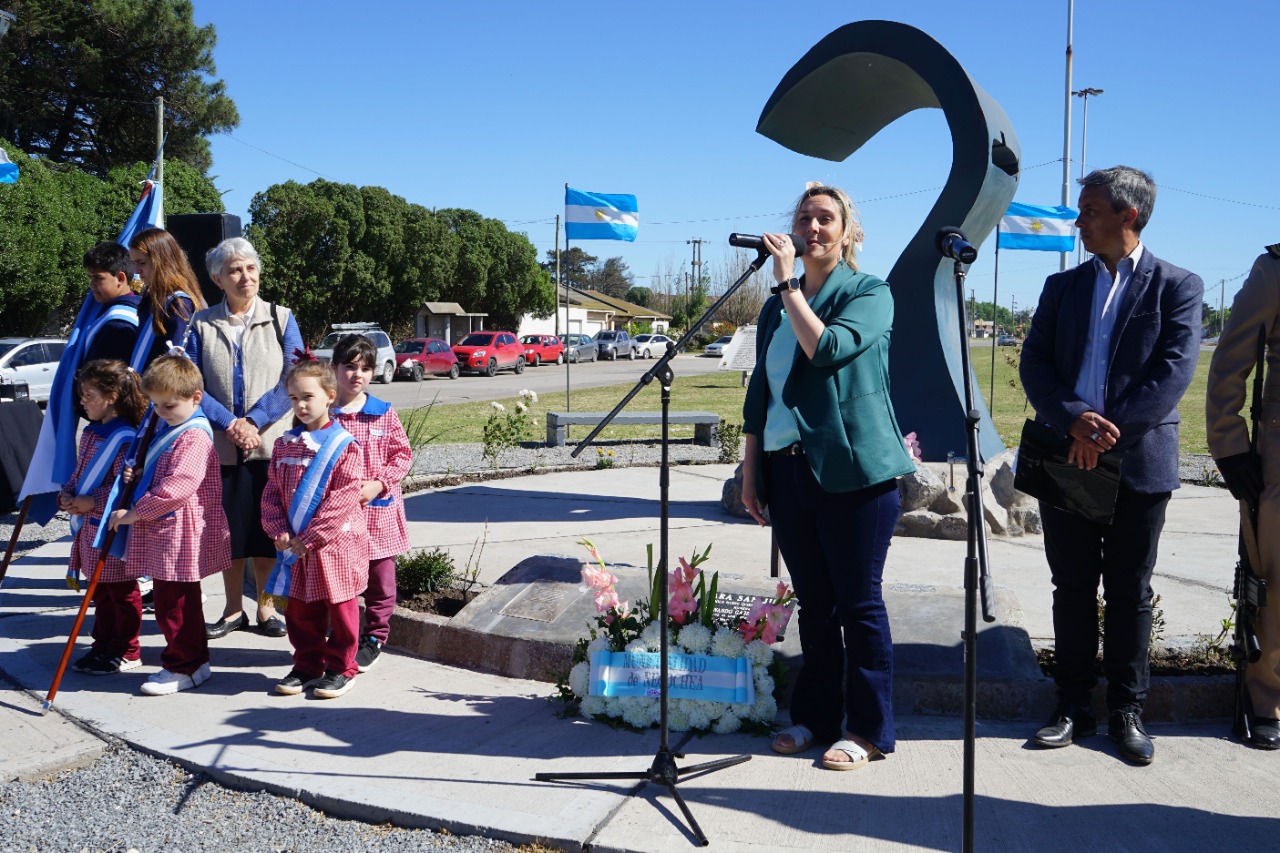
[565,188,638,241]
[997,203,1076,252]
[19,172,164,524]
[0,148,17,183]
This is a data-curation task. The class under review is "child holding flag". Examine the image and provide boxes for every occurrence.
[108,355,230,696]
[61,360,148,675]
[262,360,368,699]
[330,334,412,672]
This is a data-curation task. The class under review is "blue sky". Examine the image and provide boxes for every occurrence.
[191,1,1278,315]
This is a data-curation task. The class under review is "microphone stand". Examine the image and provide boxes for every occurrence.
[534,247,770,847]
[947,251,997,853]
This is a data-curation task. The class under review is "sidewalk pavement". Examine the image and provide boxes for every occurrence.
[2,464,1274,852]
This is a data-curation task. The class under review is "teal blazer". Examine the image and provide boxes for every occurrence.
[742,262,915,503]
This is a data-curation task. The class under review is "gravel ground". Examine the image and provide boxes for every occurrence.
[0,446,1222,850]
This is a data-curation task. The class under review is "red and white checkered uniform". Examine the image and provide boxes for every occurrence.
[61,427,131,583]
[334,399,412,560]
[125,428,231,582]
[261,431,369,604]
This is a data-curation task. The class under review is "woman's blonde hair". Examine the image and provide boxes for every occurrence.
[129,228,207,335]
[791,183,864,270]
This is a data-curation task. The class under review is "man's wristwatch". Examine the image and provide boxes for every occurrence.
[771,277,801,295]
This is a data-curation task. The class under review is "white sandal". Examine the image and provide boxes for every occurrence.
[822,738,882,771]
[771,724,815,755]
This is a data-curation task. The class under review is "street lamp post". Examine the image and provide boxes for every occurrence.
[1072,87,1104,263]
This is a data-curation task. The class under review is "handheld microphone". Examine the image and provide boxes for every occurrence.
[935,226,978,264]
[728,233,807,256]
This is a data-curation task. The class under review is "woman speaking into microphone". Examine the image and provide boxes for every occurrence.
[740,183,915,771]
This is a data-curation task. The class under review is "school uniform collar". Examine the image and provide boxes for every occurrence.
[86,417,132,437]
[337,394,390,417]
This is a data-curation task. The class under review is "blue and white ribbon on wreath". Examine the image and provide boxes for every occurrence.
[261,423,355,608]
[93,412,213,560]
[588,650,756,705]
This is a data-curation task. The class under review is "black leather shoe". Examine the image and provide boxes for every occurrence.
[205,612,249,640]
[1109,711,1155,764]
[257,615,287,638]
[1034,708,1097,748]
[1251,718,1280,750]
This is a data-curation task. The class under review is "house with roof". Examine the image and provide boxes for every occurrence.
[516,285,671,338]
[412,302,488,344]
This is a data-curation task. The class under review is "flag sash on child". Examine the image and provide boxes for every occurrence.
[997,203,1077,252]
[565,188,639,242]
[18,172,163,524]
[261,423,356,609]
[68,420,136,539]
[93,413,213,559]
[129,292,193,372]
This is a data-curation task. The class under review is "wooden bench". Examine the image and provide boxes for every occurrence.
[545,411,720,447]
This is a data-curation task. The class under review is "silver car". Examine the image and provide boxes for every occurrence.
[313,323,397,384]
[0,337,68,403]
[559,333,598,363]
[634,333,675,358]
[593,329,635,360]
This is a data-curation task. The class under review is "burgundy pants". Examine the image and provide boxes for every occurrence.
[90,580,142,661]
[361,557,397,643]
[152,580,209,675]
[287,595,359,677]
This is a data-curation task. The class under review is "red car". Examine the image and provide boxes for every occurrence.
[452,331,525,376]
[394,338,459,381]
[520,334,565,366]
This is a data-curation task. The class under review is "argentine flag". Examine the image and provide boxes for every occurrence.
[0,148,17,183]
[998,203,1076,252]
[565,188,638,241]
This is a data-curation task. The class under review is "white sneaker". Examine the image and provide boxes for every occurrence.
[140,662,211,696]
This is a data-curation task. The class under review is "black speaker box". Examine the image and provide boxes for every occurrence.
[166,213,242,308]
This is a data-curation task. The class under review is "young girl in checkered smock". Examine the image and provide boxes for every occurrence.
[262,360,369,699]
[329,334,412,673]
[107,355,231,696]
[61,360,148,677]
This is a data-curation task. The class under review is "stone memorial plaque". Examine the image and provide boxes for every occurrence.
[710,589,787,640]
[499,580,571,623]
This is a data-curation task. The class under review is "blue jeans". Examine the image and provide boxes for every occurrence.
[767,454,900,752]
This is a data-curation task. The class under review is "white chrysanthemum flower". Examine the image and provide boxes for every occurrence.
[568,661,590,698]
[744,639,773,667]
[677,623,712,655]
[686,703,713,732]
[750,694,778,722]
[515,401,527,414]
[604,696,623,718]
[621,696,653,728]
[641,621,674,652]
[522,389,538,403]
[711,626,746,658]
[730,702,754,720]
[625,638,648,653]
[586,636,609,656]
[713,713,742,734]
[582,695,607,716]
[667,701,691,732]
[754,671,774,697]
[490,401,505,412]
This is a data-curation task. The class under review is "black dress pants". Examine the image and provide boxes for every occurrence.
[1040,487,1170,714]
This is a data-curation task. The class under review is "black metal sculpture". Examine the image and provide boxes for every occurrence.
[757,19,1020,463]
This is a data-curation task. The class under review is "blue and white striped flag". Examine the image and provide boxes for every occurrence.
[565,188,638,241]
[18,173,163,524]
[998,203,1077,252]
[0,149,17,184]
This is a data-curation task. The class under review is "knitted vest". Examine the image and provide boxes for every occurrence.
[192,299,292,465]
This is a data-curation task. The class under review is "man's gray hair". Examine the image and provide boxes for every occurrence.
[1078,166,1156,234]
[205,237,261,279]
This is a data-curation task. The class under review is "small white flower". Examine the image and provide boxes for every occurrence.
[521,389,538,403]
[604,696,623,718]
[490,401,505,412]
[621,696,654,728]
[641,621,673,651]
[568,661,590,697]
[676,623,712,655]
[751,693,778,722]
[754,670,774,697]
[744,639,773,667]
[711,626,746,659]
[713,713,742,734]
[586,636,609,656]
[624,638,648,653]
[668,700,691,731]
[582,695,606,716]
[515,401,527,414]
[686,703,713,731]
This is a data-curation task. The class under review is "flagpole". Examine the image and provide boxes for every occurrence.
[564,183,571,413]
[1060,0,1074,272]
[990,224,1001,408]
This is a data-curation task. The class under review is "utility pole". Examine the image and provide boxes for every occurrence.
[1011,296,1018,334]
[1072,87,1103,264]
[155,96,164,187]
[969,289,977,338]
[1060,0,1074,272]
[687,239,704,315]
[1219,278,1226,338]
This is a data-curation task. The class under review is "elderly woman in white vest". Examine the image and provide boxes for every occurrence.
[188,237,304,640]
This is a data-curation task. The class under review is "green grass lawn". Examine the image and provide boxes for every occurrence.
[406,347,1215,454]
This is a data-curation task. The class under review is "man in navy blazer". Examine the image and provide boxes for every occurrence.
[1020,166,1203,765]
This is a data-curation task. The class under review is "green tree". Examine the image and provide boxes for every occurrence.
[626,286,652,307]
[541,246,597,290]
[588,256,634,298]
[0,0,239,177]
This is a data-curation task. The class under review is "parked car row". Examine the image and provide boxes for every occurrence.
[0,337,68,403]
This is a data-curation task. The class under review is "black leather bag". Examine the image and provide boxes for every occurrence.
[1013,419,1123,524]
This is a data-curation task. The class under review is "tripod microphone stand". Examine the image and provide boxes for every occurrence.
[937,228,998,853]
[534,248,772,847]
